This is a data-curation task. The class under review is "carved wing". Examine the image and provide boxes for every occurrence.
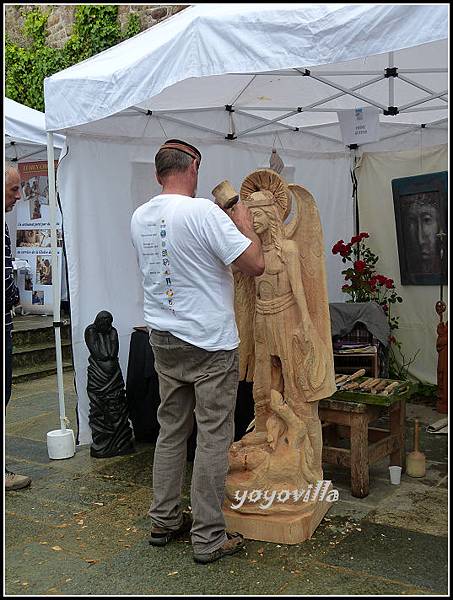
[234,270,256,382]
[286,184,337,399]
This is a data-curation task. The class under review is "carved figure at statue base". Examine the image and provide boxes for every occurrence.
[213,170,336,542]
[85,311,135,458]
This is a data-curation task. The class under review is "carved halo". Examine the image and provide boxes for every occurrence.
[240,168,290,221]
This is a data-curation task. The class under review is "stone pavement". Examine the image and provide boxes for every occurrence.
[4,372,448,596]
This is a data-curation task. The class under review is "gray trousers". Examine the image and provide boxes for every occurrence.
[148,329,239,554]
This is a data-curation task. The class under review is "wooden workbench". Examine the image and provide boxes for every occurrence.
[319,381,411,498]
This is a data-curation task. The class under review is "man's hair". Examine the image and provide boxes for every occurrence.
[5,160,19,180]
[155,147,194,179]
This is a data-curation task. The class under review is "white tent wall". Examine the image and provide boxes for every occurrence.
[58,134,352,445]
[357,143,448,385]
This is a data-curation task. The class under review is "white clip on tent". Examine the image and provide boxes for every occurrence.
[44,4,448,445]
[5,99,73,457]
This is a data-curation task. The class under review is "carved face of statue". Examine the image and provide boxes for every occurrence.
[250,207,270,235]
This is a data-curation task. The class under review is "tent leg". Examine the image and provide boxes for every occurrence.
[47,133,74,458]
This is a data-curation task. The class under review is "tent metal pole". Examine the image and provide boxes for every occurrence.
[402,106,448,112]
[388,52,395,107]
[235,109,300,136]
[13,147,49,162]
[349,148,360,237]
[47,132,67,433]
[153,113,227,137]
[234,109,297,132]
[233,70,384,76]
[399,68,447,73]
[425,118,448,127]
[399,90,448,111]
[397,74,449,103]
[301,71,388,111]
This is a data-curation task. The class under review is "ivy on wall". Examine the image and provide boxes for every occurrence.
[5,5,142,112]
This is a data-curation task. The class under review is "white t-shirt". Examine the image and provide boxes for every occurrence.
[131,194,251,351]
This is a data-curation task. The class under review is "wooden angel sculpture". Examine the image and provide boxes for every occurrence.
[221,169,336,515]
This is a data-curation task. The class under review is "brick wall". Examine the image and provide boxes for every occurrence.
[5,4,188,48]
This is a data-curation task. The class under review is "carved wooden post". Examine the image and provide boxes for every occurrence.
[435,301,448,414]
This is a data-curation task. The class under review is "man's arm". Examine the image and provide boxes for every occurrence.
[228,203,265,276]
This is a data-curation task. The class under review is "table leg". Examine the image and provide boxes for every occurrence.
[389,399,406,469]
[350,413,369,498]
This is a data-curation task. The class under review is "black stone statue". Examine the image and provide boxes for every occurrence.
[85,311,134,458]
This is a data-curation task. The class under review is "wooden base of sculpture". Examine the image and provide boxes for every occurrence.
[223,484,333,544]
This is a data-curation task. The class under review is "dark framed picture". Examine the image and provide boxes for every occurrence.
[392,171,447,285]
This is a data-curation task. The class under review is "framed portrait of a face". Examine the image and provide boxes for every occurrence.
[392,171,447,286]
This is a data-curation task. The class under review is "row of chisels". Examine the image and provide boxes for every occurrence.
[335,370,407,396]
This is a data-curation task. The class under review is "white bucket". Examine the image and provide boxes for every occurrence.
[389,465,402,485]
[47,429,75,460]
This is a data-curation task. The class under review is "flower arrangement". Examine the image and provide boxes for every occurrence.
[332,232,403,335]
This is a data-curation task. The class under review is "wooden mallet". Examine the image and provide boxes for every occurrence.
[212,180,240,210]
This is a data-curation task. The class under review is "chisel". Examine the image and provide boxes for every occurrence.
[336,368,366,390]
[379,381,401,396]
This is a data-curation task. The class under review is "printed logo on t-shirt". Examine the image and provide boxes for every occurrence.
[160,219,175,314]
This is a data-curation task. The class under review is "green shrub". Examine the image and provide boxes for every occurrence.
[5,6,142,111]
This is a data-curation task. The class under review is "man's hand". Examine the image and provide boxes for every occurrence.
[227,201,255,236]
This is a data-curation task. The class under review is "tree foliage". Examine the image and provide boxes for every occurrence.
[5,6,142,112]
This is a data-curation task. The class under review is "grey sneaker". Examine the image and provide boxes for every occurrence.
[5,470,32,491]
[193,532,245,564]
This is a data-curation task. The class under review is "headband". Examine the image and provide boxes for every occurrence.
[246,190,275,209]
[158,139,202,164]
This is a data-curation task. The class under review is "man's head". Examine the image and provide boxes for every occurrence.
[5,162,21,212]
[154,139,201,197]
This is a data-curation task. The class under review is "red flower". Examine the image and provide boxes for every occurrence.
[385,278,394,289]
[350,235,361,244]
[339,243,352,257]
[359,232,369,239]
[354,260,366,272]
[376,274,387,285]
[332,240,344,254]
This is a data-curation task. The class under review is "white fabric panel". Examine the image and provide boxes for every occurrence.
[44,4,447,132]
[5,98,65,149]
[58,135,351,444]
[357,144,448,384]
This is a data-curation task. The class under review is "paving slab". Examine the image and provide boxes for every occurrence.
[4,542,88,596]
[279,561,429,596]
[54,538,300,596]
[320,521,448,594]
[366,481,448,536]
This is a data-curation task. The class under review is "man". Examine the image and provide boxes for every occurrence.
[131,140,264,564]
[5,162,32,491]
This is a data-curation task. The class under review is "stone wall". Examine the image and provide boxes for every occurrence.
[5,4,188,48]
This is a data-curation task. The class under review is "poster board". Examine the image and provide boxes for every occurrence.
[15,161,63,314]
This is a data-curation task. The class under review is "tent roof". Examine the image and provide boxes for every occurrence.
[5,98,65,154]
[44,4,448,150]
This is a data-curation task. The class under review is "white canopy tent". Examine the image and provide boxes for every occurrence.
[4,98,70,441]
[5,98,65,254]
[44,4,448,445]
